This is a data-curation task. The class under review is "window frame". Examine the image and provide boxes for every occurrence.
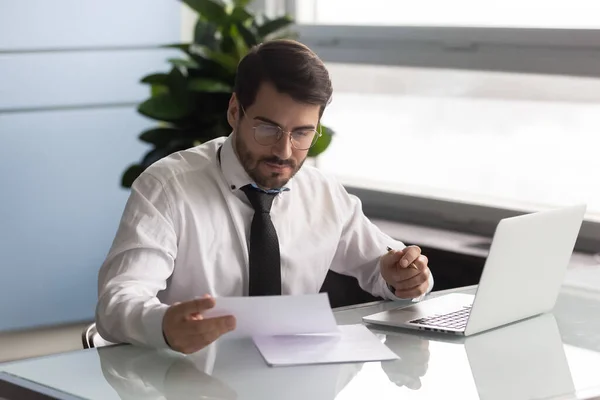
[270,0,600,253]
[296,24,600,79]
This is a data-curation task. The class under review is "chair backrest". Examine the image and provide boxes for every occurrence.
[81,323,115,349]
[320,270,381,308]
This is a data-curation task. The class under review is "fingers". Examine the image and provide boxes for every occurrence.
[184,315,236,336]
[163,296,237,354]
[413,254,428,271]
[394,273,430,299]
[393,255,428,281]
[388,249,430,299]
[167,316,237,354]
[182,318,236,354]
[184,328,229,354]
[393,267,430,290]
[382,249,404,267]
[188,295,213,320]
[399,246,421,269]
[176,328,229,355]
[174,297,216,319]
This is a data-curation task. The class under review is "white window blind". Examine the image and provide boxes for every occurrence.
[318,64,600,220]
[296,0,600,29]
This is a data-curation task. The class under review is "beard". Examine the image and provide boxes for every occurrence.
[234,129,305,190]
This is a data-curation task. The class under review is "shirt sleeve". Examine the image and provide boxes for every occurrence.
[328,181,434,301]
[95,172,177,348]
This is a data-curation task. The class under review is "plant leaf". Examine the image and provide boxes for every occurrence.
[220,24,237,54]
[182,0,227,24]
[138,93,191,121]
[232,0,251,7]
[167,58,199,69]
[187,60,235,86]
[225,23,247,60]
[139,127,185,146]
[193,46,238,73]
[208,50,238,72]
[257,16,293,38]
[150,84,169,97]
[188,78,232,92]
[308,124,334,157]
[165,44,233,81]
[164,43,216,68]
[121,164,145,188]
[230,6,252,22]
[194,19,218,49]
[166,67,188,102]
[140,73,169,85]
[164,43,190,51]
[141,141,196,167]
[190,92,231,116]
[235,22,258,48]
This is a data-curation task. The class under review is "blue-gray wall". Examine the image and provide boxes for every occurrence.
[0,0,181,331]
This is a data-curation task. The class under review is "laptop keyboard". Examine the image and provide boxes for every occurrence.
[409,305,472,330]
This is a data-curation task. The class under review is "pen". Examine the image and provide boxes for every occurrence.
[387,246,419,269]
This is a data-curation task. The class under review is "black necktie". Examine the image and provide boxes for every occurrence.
[241,185,282,296]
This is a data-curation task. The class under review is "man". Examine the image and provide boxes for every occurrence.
[97,39,433,354]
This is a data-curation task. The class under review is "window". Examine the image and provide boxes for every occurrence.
[271,0,600,250]
[318,64,600,219]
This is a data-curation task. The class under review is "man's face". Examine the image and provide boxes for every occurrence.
[227,82,321,190]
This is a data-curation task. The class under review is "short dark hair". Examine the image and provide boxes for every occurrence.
[234,39,333,117]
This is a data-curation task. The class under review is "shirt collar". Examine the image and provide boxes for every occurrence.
[219,134,293,194]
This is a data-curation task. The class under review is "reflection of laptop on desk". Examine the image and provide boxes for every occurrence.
[465,313,575,400]
[363,204,586,336]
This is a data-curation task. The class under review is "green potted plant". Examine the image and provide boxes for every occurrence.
[121,0,334,188]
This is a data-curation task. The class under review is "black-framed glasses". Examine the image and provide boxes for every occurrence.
[241,106,322,150]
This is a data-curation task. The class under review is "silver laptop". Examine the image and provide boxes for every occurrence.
[363,204,587,336]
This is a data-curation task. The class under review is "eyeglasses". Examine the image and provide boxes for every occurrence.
[240,106,322,150]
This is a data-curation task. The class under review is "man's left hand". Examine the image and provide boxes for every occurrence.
[380,245,431,299]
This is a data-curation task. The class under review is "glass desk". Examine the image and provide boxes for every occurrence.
[2,285,600,400]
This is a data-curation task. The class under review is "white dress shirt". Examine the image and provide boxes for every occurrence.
[96,135,432,348]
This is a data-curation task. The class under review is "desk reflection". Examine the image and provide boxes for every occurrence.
[381,333,430,390]
[98,314,573,400]
[464,313,575,400]
[99,344,236,400]
[373,312,576,400]
[98,337,365,400]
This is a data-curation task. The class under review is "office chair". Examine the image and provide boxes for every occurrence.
[81,323,115,349]
[320,270,382,308]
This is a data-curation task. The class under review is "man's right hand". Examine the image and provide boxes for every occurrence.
[162,295,236,354]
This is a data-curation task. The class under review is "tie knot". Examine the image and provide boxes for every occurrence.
[241,185,277,213]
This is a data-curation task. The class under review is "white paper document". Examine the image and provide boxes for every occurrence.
[253,324,399,367]
[203,293,339,338]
